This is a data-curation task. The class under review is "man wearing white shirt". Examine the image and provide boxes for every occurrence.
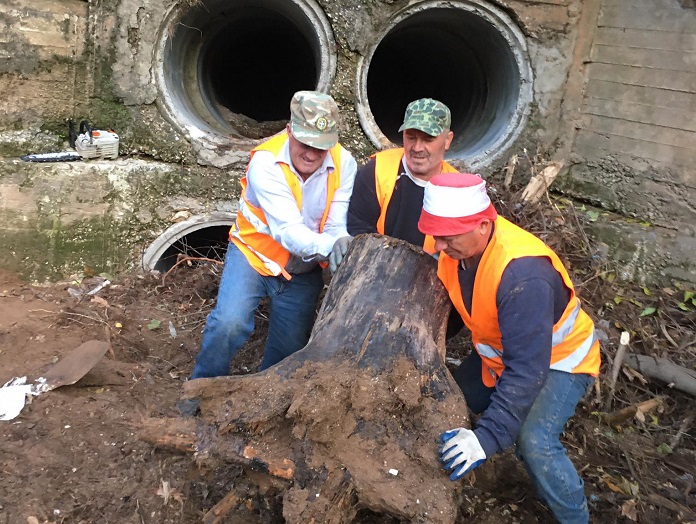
[186,91,357,390]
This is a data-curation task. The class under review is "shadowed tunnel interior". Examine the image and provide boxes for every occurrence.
[364,6,530,163]
[153,225,230,273]
[204,8,316,122]
[159,0,529,164]
[160,0,331,139]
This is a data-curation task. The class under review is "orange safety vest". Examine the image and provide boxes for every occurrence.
[373,148,458,254]
[438,217,600,387]
[229,132,342,278]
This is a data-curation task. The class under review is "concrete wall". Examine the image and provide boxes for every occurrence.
[0,0,88,127]
[565,0,695,224]
[0,0,583,163]
[0,158,237,281]
[558,0,696,283]
[0,0,693,284]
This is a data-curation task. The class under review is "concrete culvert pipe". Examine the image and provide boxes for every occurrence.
[142,212,235,273]
[155,0,335,145]
[357,0,533,170]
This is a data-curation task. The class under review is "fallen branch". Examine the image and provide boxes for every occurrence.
[603,396,665,427]
[659,323,679,349]
[203,492,240,524]
[593,376,602,406]
[162,256,223,283]
[669,413,695,452]
[503,154,518,189]
[604,331,630,411]
[624,353,696,397]
[520,161,564,204]
[645,493,696,520]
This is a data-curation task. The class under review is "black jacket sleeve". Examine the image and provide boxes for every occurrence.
[347,158,381,236]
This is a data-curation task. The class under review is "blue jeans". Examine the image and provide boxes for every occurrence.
[455,352,594,524]
[191,242,324,378]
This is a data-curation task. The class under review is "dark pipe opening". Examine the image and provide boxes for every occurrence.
[365,6,530,164]
[204,8,317,122]
[160,0,334,141]
[154,225,229,273]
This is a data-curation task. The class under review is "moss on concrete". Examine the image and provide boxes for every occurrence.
[0,213,129,282]
[0,157,238,282]
[0,132,65,157]
[580,207,695,286]
[555,171,613,209]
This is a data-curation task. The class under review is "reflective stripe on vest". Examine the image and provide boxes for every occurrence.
[372,148,457,254]
[476,301,597,373]
[231,229,286,277]
[230,132,342,277]
[550,328,598,373]
[475,343,503,360]
[438,217,600,387]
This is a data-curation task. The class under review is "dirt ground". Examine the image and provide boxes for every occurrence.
[1,200,695,523]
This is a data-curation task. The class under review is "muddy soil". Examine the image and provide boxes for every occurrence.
[0,243,694,524]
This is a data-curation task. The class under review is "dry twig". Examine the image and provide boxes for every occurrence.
[603,396,666,426]
[668,413,695,452]
[604,331,630,411]
[162,256,223,284]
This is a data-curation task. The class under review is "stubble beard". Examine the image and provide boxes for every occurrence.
[407,155,439,180]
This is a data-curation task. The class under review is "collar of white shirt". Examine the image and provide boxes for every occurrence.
[399,158,429,188]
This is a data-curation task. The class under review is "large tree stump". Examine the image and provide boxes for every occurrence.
[140,234,471,523]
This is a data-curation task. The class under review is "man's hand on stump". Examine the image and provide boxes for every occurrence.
[329,235,353,273]
[440,427,486,480]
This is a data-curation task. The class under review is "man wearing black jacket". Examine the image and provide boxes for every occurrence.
[328,98,457,270]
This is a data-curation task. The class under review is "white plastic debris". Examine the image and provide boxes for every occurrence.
[388,469,399,476]
[87,279,111,296]
[0,377,36,421]
[445,357,462,367]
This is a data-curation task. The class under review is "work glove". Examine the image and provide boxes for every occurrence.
[329,235,353,273]
[440,428,486,481]
[285,255,319,274]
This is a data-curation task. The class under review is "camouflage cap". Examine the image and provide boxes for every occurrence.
[289,90,339,150]
[398,98,451,137]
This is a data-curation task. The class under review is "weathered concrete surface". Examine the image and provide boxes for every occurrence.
[542,0,696,285]
[0,0,89,132]
[111,0,168,107]
[0,158,238,282]
[562,0,696,232]
[0,0,581,166]
[0,0,693,285]
[586,215,696,286]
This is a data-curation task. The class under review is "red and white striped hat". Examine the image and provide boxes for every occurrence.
[418,173,498,236]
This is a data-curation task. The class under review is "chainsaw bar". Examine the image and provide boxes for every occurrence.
[21,151,82,162]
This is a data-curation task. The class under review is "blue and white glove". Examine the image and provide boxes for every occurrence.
[440,428,486,480]
[329,235,353,273]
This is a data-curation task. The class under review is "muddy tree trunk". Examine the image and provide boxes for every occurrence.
[140,234,471,524]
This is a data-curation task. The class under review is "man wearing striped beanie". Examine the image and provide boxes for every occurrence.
[419,172,600,524]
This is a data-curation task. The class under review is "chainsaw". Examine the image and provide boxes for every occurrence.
[21,120,119,162]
